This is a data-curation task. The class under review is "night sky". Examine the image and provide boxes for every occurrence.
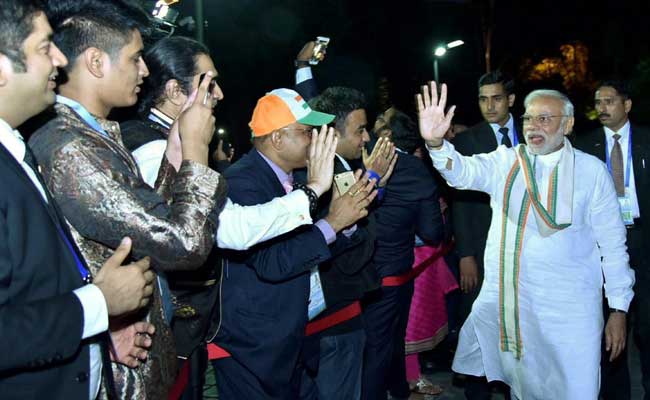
[167,0,650,154]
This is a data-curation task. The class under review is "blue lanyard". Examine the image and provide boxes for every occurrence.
[56,95,109,138]
[57,225,91,283]
[52,95,96,282]
[605,127,633,188]
[511,124,519,146]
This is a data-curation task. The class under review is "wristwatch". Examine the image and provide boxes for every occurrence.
[609,308,627,314]
[294,60,310,68]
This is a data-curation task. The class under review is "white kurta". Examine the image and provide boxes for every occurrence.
[429,141,635,400]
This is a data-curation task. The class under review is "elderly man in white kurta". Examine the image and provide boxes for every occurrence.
[416,83,635,400]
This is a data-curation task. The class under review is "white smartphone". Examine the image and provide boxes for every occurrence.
[309,36,330,65]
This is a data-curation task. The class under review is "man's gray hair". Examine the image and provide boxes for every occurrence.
[524,89,574,117]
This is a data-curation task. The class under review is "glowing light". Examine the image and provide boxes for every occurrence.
[447,40,464,48]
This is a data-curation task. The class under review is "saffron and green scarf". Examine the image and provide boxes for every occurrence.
[498,138,574,359]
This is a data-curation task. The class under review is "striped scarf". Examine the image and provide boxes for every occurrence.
[498,138,574,359]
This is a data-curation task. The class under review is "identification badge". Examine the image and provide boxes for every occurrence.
[618,192,634,226]
[308,267,326,320]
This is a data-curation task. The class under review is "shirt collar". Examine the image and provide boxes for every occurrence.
[257,150,292,185]
[148,108,175,129]
[604,120,631,141]
[489,113,514,135]
[0,117,26,165]
[56,95,122,141]
[335,154,352,171]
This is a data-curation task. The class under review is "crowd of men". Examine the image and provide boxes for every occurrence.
[0,1,647,400]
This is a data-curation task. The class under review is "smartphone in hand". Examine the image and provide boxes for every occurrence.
[310,36,330,65]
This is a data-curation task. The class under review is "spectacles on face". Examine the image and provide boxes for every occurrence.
[521,114,568,127]
[280,127,314,137]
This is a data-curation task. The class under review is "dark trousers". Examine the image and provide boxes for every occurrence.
[361,282,414,400]
[464,375,492,400]
[636,278,650,400]
[457,250,485,326]
[601,239,650,400]
[600,305,631,400]
[463,376,510,400]
[299,329,366,400]
[179,347,208,400]
[213,357,296,400]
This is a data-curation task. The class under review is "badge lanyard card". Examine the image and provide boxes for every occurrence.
[605,128,634,225]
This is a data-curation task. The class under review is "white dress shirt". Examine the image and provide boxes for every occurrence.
[604,120,640,218]
[0,118,108,400]
[132,141,314,250]
[488,113,517,146]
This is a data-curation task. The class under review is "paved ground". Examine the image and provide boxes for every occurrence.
[203,337,644,399]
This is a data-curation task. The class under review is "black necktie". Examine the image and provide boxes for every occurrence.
[499,127,512,148]
[23,145,40,173]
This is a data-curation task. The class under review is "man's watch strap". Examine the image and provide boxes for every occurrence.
[293,183,318,216]
[294,60,310,68]
[609,308,627,314]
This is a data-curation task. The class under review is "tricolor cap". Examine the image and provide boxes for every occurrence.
[249,88,334,137]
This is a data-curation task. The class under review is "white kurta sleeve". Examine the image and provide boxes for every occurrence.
[132,139,167,188]
[589,163,635,311]
[427,140,508,196]
[216,193,313,250]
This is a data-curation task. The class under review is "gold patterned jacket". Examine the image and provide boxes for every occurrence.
[29,103,227,399]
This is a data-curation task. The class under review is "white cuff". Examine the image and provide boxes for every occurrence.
[427,140,454,169]
[296,67,313,85]
[216,193,313,250]
[606,296,631,313]
[73,284,109,339]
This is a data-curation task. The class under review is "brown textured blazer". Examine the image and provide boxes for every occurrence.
[29,103,227,399]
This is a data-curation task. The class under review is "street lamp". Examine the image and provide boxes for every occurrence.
[433,39,465,82]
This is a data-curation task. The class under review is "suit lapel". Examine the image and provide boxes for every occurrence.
[0,143,90,281]
[594,128,607,162]
[248,149,288,197]
[631,124,648,185]
[334,156,348,174]
[478,122,498,153]
[0,143,91,273]
[0,143,63,225]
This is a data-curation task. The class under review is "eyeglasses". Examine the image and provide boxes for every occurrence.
[279,127,314,136]
[520,114,568,127]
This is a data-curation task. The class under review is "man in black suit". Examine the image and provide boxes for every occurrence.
[450,70,522,399]
[574,80,650,400]
[212,88,376,399]
[295,87,395,400]
[364,107,444,400]
[0,1,155,398]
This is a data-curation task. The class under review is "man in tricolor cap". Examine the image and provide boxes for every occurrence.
[416,82,635,399]
[212,88,378,399]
